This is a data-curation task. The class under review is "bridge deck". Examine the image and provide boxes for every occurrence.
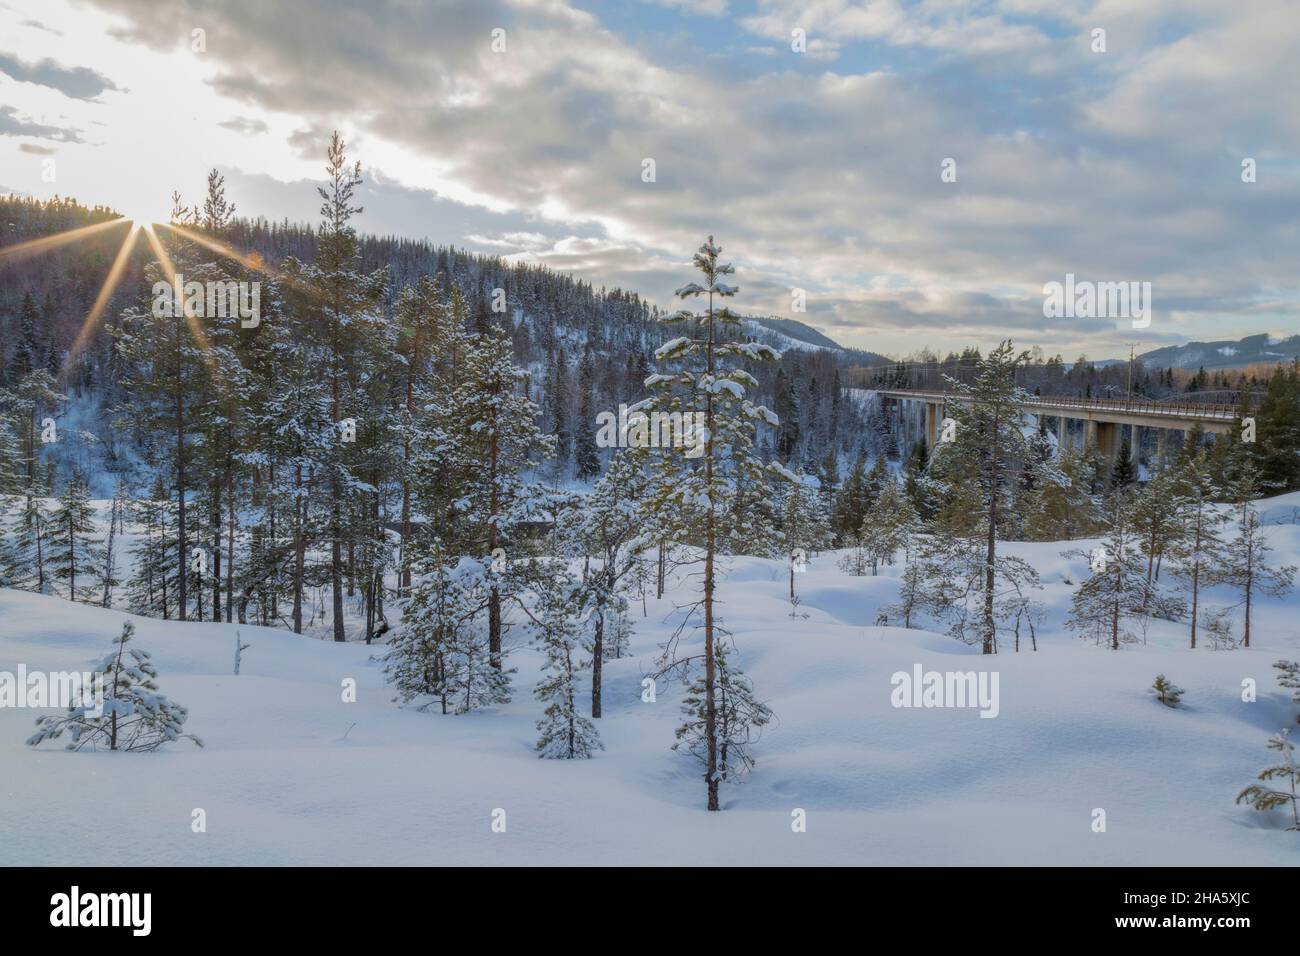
[873,387,1238,430]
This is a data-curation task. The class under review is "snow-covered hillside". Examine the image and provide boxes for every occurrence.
[3,496,1299,865]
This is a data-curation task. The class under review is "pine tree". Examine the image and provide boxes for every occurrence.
[674,641,771,785]
[295,129,388,641]
[434,327,554,668]
[127,477,178,619]
[643,235,785,811]
[559,450,650,717]
[1169,449,1228,649]
[27,621,202,752]
[574,347,601,481]
[856,477,916,576]
[385,538,468,714]
[50,469,98,602]
[781,473,832,600]
[96,478,128,608]
[1064,490,1150,649]
[1211,469,1296,648]
[530,565,602,758]
[549,344,572,478]
[1151,674,1184,707]
[1236,729,1300,830]
[927,341,1047,653]
[1023,447,1101,541]
[1131,464,1186,590]
[9,479,52,594]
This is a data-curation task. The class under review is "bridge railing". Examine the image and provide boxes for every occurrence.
[873,387,1240,420]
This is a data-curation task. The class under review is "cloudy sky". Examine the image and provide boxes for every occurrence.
[1,0,1297,359]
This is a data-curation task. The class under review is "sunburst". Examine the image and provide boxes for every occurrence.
[0,208,302,386]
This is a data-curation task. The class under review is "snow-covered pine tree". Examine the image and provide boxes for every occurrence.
[291,130,388,641]
[50,468,98,603]
[127,475,179,619]
[1022,447,1102,541]
[386,537,469,713]
[436,325,555,669]
[1064,490,1150,649]
[855,476,916,576]
[1151,674,1184,707]
[574,347,601,481]
[27,621,202,752]
[440,560,515,714]
[96,478,128,608]
[674,639,771,785]
[1236,729,1300,831]
[559,450,650,717]
[1274,661,1300,724]
[780,471,832,601]
[1168,448,1228,649]
[604,609,633,660]
[926,341,1048,653]
[1209,461,1296,648]
[528,564,602,758]
[1131,464,1187,591]
[8,475,52,594]
[643,235,786,811]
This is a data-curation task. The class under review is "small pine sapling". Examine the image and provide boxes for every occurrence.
[1236,729,1300,831]
[1274,660,1300,724]
[27,622,202,751]
[1151,674,1184,708]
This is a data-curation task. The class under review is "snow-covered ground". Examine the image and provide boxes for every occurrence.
[2,495,1299,865]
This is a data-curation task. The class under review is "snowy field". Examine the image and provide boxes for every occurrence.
[2,495,1300,866]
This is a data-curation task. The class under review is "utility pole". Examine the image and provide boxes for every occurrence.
[1126,343,1135,399]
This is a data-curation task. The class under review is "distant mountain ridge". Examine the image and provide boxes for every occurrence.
[1138,333,1300,370]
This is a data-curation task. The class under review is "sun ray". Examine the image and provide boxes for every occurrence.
[60,223,142,378]
[158,221,324,300]
[141,224,218,368]
[0,218,131,267]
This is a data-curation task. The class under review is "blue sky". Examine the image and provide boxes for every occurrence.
[1,0,1297,360]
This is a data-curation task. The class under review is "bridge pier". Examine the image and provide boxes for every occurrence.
[1055,416,1067,454]
[925,402,938,449]
[1096,421,1119,464]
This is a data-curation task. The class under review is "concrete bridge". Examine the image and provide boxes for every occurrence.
[871,387,1238,465]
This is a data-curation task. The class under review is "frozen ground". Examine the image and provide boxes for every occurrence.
[2,494,1299,865]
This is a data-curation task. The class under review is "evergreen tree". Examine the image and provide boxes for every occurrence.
[574,347,601,481]
[1169,449,1228,649]
[1211,469,1296,648]
[530,565,602,758]
[1022,447,1102,541]
[559,450,650,717]
[1151,674,1184,707]
[643,235,784,811]
[1236,729,1300,831]
[432,327,554,668]
[8,476,52,593]
[927,341,1047,653]
[127,476,178,619]
[855,477,916,576]
[385,538,469,714]
[50,469,98,602]
[95,478,128,608]
[27,621,202,752]
[1064,490,1150,649]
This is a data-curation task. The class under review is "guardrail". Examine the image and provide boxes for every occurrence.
[874,387,1240,421]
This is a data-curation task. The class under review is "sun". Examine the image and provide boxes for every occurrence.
[114,197,170,229]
